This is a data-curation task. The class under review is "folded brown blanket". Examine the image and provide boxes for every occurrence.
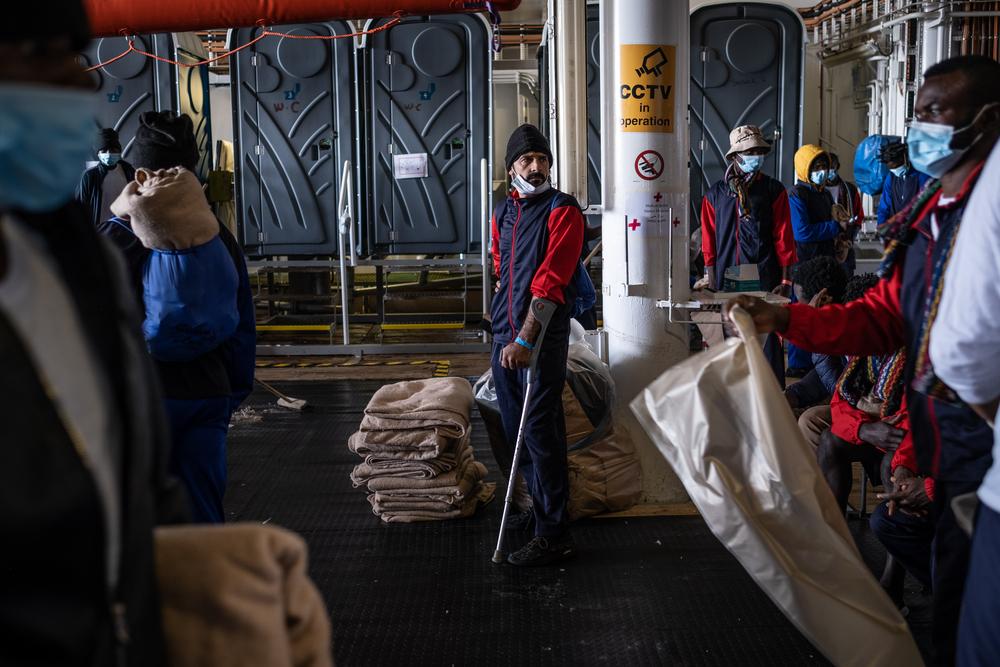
[154,523,333,667]
[350,450,460,486]
[365,457,484,496]
[368,494,458,513]
[111,167,218,250]
[361,377,473,438]
[347,428,450,461]
[374,482,496,524]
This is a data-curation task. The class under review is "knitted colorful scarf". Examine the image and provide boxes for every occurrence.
[837,349,907,418]
[876,164,985,405]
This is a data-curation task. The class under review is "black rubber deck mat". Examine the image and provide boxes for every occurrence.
[226,380,929,666]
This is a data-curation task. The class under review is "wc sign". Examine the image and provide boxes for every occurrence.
[619,44,676,133]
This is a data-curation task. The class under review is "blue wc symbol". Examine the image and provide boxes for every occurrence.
[107,85,123,103]
[419,82,436,101]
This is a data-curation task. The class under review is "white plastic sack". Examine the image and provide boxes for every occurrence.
[630,307,923,667]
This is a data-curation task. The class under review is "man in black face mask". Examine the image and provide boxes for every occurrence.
[729,55,1000,666]
[0,2,187,665]
[77,127,136,227]
[489,124,584,566]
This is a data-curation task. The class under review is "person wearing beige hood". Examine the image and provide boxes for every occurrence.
[99,111,256,524]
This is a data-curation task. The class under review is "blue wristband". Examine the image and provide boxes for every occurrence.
[514,336,535,350]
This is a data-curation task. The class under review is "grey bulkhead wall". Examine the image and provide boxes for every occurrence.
[81,34,178,163]
[231,22,355,257]
[362,14,491,255]
[689,3,805,223]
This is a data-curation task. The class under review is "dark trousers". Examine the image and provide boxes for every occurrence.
[931,479,980,666]
[869,501,934,588]
[165,396,231,524]
[491,340,570,537]
[958,503,1000,666]
[763,333,786,390]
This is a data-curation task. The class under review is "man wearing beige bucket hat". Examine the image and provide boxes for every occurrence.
[698,124,795,385]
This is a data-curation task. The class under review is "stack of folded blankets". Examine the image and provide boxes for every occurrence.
[349,377,495,523]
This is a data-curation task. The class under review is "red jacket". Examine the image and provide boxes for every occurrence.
[829,390,932,497]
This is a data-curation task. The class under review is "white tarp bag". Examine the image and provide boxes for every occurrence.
[630,307,923,667]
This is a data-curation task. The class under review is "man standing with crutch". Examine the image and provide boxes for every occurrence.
[490,124,584,566]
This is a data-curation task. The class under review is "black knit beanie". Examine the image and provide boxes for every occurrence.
[505,124,553,171]
[0,0,90,51]
[94,128,122,154]
[131,111,200,172]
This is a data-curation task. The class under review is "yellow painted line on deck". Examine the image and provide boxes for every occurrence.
[257,325,332,332]
[380,322,464,331]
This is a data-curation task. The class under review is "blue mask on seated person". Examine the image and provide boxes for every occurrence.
[825,169,839,184]
[809,170,827,186]
[889,165,907,178]
[737,154,765,174]
[0,85,97,212]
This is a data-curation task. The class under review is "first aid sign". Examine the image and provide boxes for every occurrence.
[620,44,676,133]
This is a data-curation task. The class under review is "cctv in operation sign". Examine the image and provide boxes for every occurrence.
[620,44,676,133]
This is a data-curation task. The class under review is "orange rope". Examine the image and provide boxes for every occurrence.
[85,11,405,72]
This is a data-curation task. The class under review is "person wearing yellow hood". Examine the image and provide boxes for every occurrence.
[788,145,852,265]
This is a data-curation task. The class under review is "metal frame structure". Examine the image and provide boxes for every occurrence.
[251,156,493,356]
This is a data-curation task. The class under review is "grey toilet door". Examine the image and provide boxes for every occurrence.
[231,22,354,257]
[362,14,490,254]
[80,35,176,161]
[689,3,804,221]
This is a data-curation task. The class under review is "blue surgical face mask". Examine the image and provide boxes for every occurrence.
[737,154,764,173]
[511,172,551,197]
[825,169,839,184]
[889,165,908,178]
[98,151,122,168]
[907,103,998,179]
[0,84,97,213]
[809,170,827,186]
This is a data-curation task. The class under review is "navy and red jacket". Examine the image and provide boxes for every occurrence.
[700,173,796,290]
[781,165,993,483]
[490,188,584,347]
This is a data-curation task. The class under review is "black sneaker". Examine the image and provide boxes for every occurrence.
[506,534,576,567]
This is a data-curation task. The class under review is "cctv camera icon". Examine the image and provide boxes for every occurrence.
[635,47,669,78]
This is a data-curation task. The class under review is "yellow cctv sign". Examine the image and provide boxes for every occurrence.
[620,44,676,133]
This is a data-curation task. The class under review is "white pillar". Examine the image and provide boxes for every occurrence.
[601,0,690,503]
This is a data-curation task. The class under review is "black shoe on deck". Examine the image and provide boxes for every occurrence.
[507,535,576,567]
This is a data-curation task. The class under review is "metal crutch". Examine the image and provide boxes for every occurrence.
[492,298,555,564]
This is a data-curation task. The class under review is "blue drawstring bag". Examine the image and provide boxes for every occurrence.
[853,134,901,195]
[572,261,597,319]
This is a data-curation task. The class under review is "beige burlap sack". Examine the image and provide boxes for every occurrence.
[111,167,218,250]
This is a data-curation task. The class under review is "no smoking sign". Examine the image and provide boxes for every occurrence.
[634,149,664,181]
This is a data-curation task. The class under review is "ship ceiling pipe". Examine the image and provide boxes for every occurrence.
[83,0,520,36]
